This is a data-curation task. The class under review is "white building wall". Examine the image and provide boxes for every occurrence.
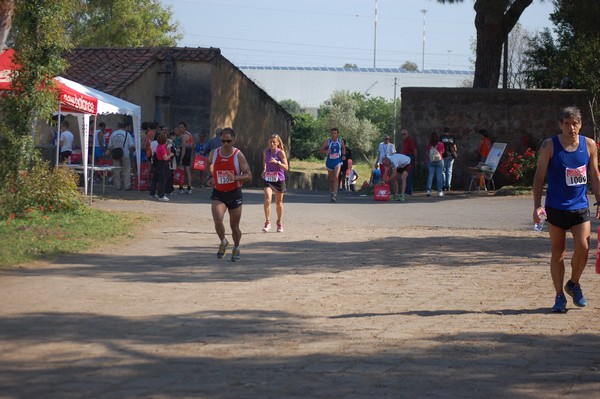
[239,66,473,110]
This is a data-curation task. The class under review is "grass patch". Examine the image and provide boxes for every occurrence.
[495,185,533,196]
[290,158,374,185]
[0,208,146,268]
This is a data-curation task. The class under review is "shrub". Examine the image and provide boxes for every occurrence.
[499,147,538,186]
[0,157,85,220]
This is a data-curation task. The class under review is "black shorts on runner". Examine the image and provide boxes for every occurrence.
[210,187,243,209]
[545,206,590,230]
[264,180,287,193]
[181,146,193,167]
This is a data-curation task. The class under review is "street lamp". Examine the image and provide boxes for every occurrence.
[420,9,427,71]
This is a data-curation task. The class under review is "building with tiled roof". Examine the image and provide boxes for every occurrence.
[62,47,291,184]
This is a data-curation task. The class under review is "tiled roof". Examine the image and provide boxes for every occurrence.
[63,47,220,96]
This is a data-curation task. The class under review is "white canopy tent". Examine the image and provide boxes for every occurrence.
[55,77,142,196]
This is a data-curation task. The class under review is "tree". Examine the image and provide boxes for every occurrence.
[524,0,600,138]
[352,93,395,138]
[438,0,534,88]
[320,91,379,159]
[7,0,181,48]
[279,99,302,115]
[0,0,14,50]
[290,113,322,160]
[401,61,419,71]
[501,23,533,88]
[0,0,74,184]
[66,0,181,47]
[343,63,358,69]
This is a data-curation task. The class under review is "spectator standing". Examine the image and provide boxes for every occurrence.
[533,106,600,313]
[94,122,107,161]
[154,132,174,202]
[196,132,209,187]
[440,127,458,191]
[339,139,353,190]
[108,121,133,190]
[261,134,289,233]
[177,122,194,194]
[145,122,158,163]
[320,128,345,203]
[206,127,223,154]
[399,128,417,195]
[58,120,74,163]
[479,129,492,162]
[207,128,253,262]
[376,134,395,171]
[425,131,445,197]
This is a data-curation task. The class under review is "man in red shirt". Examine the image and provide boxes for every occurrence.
[206,127,253,262]
[399,128,417,195]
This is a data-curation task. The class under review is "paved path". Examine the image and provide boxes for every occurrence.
[1,188,600,398]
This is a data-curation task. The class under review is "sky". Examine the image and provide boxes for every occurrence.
[160,0,554,71]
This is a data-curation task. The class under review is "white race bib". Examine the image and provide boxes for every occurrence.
[264,171,279,182]
[217,170,234,184]
[565,165,587,186]
[329,153,339,159]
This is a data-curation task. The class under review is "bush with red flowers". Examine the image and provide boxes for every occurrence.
[499,147,538,186]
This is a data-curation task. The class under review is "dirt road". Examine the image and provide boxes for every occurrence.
[1,188,599,398]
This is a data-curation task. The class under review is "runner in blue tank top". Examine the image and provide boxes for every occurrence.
[533,106,600,313]
[319,128,345,202]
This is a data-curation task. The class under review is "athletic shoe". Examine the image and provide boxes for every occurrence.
[170,190,177,196]
[438,191,444,197]
[392,194,400,201]
[187,187,192,194]
[263,222,271,232]
[332,192,337,202]
[398,194,405,202]
[158,196,169,202]
[426,190,431,197]
[178,187,184,194]
[552,293,567,313]
[231,247,240,262]
[154,194,159,199]
[277,222,284,233]
[564,280,587,307]
[217,240,229,259]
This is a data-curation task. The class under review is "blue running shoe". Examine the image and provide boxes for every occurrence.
[564,280,587,307]
[552,293,567,313]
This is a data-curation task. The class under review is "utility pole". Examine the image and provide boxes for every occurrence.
[373,0,378,68]
[420,9,427,71]
[393,77,397,146]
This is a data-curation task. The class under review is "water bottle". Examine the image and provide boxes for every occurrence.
[534,210,546,232]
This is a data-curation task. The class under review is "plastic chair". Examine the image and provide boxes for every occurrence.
[469,142,507,192]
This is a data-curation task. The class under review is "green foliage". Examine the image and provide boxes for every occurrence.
[3,0,74,137]
[68,0,181,47]
[279,99,302,114]
[289,91,398,160]
[525,1,600,136]
[320,91,382,159]
[1,0,73,180]
[0,155,86,220]
[352,93,396,136]
[290,113,322,159]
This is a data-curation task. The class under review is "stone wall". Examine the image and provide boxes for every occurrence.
[399,87,592,190]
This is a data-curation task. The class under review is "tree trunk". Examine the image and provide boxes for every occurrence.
[472,0,532,88]
[0,0,15,51]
